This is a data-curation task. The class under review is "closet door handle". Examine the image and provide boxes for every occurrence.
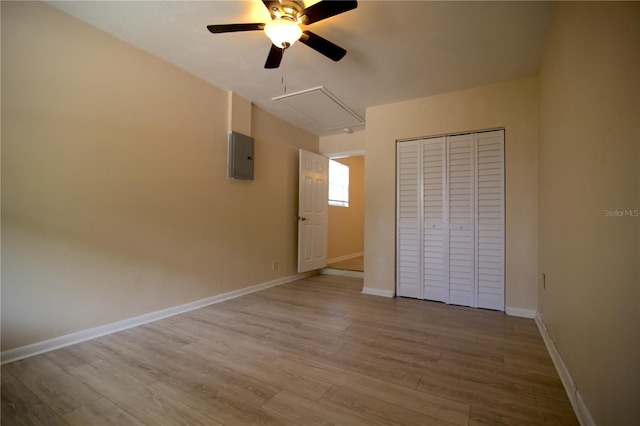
[298,216,307,221]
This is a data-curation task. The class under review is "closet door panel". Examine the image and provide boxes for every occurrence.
[397,141,421,298]
[422,137,446,302]
[475,130,505,310]
[447,134,476,307]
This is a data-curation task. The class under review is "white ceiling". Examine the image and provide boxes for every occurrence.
[47,0,556,136]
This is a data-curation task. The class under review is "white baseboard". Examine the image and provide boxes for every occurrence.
[361,287,395,298]
[327,251,364,265]
[505,307,537,318]
[535,314,596,426]
[1,271,316,365]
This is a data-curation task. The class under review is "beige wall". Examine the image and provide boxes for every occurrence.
[538,2,639,424]
[364,77,539,311]
[1,1,318,352]
[327,156,364,261]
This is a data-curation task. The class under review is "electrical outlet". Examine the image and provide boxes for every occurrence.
[272,261,278,271]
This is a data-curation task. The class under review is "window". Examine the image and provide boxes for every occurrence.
[329,159,349,207]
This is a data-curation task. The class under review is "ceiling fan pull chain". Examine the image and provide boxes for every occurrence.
[282,50,288,94]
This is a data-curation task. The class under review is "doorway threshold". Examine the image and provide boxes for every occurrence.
[320,268,364,279]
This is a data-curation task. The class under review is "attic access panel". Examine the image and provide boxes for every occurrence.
[273,86,364,131]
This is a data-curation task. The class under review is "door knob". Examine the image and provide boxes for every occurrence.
[298,216,307,221]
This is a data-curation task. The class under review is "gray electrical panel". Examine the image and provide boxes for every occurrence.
[227,131,254,181]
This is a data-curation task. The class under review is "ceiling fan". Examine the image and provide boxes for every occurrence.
[207,0,358,69]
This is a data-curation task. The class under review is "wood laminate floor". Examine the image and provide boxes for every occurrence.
[1,275,578,425]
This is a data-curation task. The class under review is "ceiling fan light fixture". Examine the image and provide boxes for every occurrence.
[264,19,302,49]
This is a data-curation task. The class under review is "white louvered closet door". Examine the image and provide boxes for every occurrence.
[396,130,504,311]
[396,141,421,298]
[447,134,476,307]
[422,137,447,302]
[475,130,505,310]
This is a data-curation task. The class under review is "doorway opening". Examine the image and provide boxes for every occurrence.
[324,155,364,275]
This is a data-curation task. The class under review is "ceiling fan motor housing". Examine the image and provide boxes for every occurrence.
[277,1,305,22]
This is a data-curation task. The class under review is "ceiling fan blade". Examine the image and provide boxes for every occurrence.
[262,0,283,19]
[300,0,358,25]
[299,31,346,62]
[265,44,284,69]
[207,23,265,34]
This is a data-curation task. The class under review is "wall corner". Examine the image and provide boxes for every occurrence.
[228,91,252,136]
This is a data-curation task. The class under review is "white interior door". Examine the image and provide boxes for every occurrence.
[298,149,329,273]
